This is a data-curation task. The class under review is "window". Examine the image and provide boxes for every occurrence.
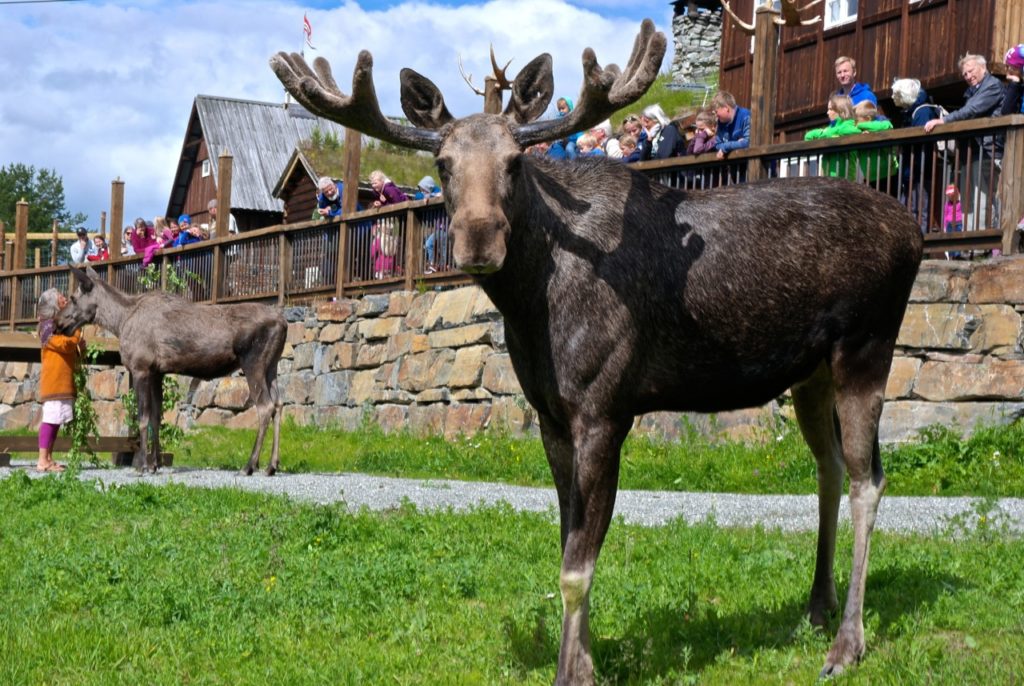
[825,0,857,28]
[201,159,211,178]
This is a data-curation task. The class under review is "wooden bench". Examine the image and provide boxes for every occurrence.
[0,435,171,467]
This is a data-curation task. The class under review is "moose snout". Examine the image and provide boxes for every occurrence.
[451,213,510,274]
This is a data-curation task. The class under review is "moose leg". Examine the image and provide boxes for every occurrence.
[790,362,844,626]
[132,373,151,472]
[538,413,573,550]
[555,417,630,686]
[241,369,273,476]
[146,374,163,473]
[820,343,891,677]
[267,375,283,476]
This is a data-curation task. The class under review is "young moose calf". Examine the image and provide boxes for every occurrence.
[57,266,287,475]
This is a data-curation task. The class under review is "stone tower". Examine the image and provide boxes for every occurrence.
[670,0,724,85]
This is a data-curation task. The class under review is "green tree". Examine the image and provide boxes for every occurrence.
[0,163,88,232]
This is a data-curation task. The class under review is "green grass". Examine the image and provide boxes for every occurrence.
[610,73,720,125]
[1,473,1021,685]
[158,416,1024,497]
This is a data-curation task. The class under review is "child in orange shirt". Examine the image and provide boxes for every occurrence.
[36,288,84,473]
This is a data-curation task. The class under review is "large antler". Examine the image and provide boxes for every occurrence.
[269,50,441,152]
[721,0,821,36]
[512,18,666,148]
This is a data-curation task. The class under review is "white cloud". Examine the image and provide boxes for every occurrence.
[0,0,671,227]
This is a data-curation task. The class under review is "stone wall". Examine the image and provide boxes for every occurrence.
[671,7,723,85]
[3,259,1024,444]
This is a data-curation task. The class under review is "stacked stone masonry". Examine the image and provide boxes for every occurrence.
[2,259,1024,444]
[671,8,723,84]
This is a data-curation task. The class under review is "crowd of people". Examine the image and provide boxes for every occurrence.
[67,197,237,266]
[804,48,1024,247]
[523,89,753,164]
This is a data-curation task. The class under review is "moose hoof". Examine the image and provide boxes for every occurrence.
[264,466,277,477]
[819,627,864,679]
[240,467,254,477]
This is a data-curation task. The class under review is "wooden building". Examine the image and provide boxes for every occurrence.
[166,96,347,232]
[718,0,1024,139]
[271,149,378,224]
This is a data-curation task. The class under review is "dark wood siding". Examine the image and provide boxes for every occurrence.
[719,0,1023,138]
[284,177,319,225]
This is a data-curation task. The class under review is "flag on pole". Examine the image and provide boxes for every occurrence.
[303,13,316,50]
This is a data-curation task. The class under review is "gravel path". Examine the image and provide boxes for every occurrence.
[3,461,1022,534]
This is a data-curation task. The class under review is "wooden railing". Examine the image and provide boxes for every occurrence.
[3,115,1022,327]
[634,114,1024,257]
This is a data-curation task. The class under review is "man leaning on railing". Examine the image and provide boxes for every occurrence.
[924,53,1004,231]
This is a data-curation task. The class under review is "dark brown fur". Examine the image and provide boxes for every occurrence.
[271,21,923,682]
[57,266,287,476]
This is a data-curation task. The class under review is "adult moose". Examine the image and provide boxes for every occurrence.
[56,266,287,476]
[271,20,922,681]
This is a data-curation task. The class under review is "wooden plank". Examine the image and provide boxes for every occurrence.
[0,435,139,452]
[110,179,125,259]
[0,328,121,365]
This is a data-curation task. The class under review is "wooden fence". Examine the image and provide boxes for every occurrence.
[2,115,1022,328]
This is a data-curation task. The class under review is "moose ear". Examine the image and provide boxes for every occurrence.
[86,265,100,279]
[504,53,554,124]
[69,265,92,292]
[400,68,454,129]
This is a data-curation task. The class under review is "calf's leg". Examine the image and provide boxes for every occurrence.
[820,341,892,677]
[555,416,630,686]
[146,374,163,473]
[266,371,283,476]
[790,362,845,626]
[131,372,151,472]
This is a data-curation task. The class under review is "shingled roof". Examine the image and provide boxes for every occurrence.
[166,95,348,217]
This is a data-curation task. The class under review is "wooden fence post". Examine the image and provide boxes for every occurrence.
[342,128,362,216]
[212,149,234,301]
[0,221,5,272]
[746,6,780,182]
[404,206,420,291]
[109,178,124,259]
[336,220,348,300]
[1000,126,1024,254]
[278,233,289,306]
[216,149,233,238]
[50,220,59,267]
[14,199,28,270]
[100,210,107,237]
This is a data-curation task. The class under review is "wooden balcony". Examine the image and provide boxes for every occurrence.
[2,115,1022,328]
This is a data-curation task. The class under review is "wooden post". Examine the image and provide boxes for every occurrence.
[33,248,41,270]
[342,128,362,216]
[100,210,107,236]
[483,76,502,114]
[50,220,59,267]
[336,219,348,299]
[109,178,124,259]
[14,199,28,270]
[277,233,289,306]
[747,6,780,182]
[404,206,420,291]
[216,149,233,238]
[0,221,5,272]
[1000,124,1024,254]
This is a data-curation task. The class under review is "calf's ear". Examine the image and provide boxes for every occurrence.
[505,53,554,124]
[69,265,93,292]
[400,69,454,130]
